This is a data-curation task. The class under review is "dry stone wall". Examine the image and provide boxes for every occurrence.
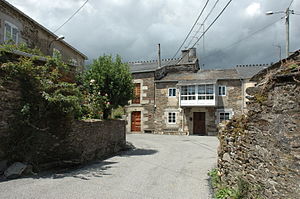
[218,60,300,198]
[0,80,21,160]
[0,77,126,169]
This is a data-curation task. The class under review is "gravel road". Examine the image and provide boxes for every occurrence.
[0,134,218,199]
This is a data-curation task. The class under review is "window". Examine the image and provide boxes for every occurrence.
[168,112,176,124]
[132,83,141,104]
[181,85,196,100]
[168,88,176,97]
[219,112,230,122]
[52,48,61,58]
[69,58,78,66]
[4,21,18,44]
[198,84,214,100]
[218,85,226,96]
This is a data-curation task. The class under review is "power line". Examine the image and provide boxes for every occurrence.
[186,0,221,48]
[200,18,283,61]
[175,0,233,64]
[169,0,210,60]
[54,0,89,33]
[288,0,294,8]
[191,0,233,49]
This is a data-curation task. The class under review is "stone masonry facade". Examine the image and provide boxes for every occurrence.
[0,0,86,66]
[126,48,260,135]
[217,52,300,198]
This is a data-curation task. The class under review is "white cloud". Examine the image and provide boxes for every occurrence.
[4,0,300,68]
[246,2,261,17]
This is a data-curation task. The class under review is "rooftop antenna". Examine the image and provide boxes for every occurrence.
[158,44,162,68]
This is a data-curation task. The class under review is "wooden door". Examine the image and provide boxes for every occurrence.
[193,112,206,135]
[131,111,141,132]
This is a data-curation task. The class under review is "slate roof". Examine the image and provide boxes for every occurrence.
[128,57,266,80]
[128,59,180,73]
[235,65,268,79]
[159,69,240,82]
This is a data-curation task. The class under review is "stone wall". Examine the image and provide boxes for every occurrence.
[0,77,126,168]
[0,80,21,160]
[217,60,300,198]
[68,120,126,163]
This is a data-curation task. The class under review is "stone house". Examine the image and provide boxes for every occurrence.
[0,0,87,66]
[125,48,265,135]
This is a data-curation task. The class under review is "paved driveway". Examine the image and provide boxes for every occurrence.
[0,134,218,199]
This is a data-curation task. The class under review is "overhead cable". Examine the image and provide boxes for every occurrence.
[186,0,220,48]
[54,0,89,33]
[176,0,233,64]
[200,18,283,61]
[169,0,210,61]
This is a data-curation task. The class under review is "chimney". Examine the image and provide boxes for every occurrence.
[158,44,161,68]
[181,49,189,63]
[189,48,196,61]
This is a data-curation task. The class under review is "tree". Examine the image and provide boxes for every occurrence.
[85,55,134,119]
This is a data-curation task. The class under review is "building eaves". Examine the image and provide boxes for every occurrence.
[2,0,88,60]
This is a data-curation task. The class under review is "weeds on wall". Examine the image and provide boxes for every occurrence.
[208,168,263,199]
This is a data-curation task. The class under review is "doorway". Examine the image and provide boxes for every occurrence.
[193,112,206,135]
[131,111,141,132]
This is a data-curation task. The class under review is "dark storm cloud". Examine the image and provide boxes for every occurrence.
[7,0,300,68]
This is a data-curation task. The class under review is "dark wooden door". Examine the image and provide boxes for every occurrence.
[193,112,206,135]
[131,111,141,132]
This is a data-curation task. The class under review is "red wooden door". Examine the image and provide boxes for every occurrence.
[193,112,206,135]
[131,111,141,132]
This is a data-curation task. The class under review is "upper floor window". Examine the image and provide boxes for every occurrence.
[132,83,141,104]
[181,85,196,100]
[4,21,18,44]
[168,112,176,124]
[218,85,226,96]
[168,88,176,97]
[52,48,61,58]
[181,84,215,101]
[198,84,214,100]
[69,58,78,66]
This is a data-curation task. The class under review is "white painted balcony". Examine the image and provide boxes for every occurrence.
[179,84,216,106]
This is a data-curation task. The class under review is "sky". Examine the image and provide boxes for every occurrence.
[6,0,300,69]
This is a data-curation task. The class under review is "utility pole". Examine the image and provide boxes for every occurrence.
[266,4,296,58]
[285,8,290,57]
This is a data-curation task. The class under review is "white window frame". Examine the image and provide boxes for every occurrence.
[52,48,61,58]
[218,85,226,96]
[168,112,176,124]
[4,21,19,44]
[180,85,196,101]
[219,112,231,123]
[180,84,216,106]
[168,88,176,97]
[198,84,214,100]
